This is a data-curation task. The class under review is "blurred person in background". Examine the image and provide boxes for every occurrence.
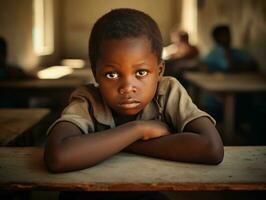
[202,25,257,72]
[0,37,35,108]
[163,26,200,87]
[0,36,32,80]
[202,25,261,142]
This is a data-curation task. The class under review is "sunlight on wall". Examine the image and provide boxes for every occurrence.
[181,0,198,44]
[61,59,85,69]
[33,0,54,55]
[37,66,73,79]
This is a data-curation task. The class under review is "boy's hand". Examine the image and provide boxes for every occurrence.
[137,120,171,140]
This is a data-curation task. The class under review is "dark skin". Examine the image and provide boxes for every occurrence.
[44,37,224,173]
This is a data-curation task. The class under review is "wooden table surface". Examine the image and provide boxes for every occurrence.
[0,78,90,109]
[0,79,87,89]
[184,72,266,93]
[184,72,266,142]
[0,146,265,191]
[0,109,50,146]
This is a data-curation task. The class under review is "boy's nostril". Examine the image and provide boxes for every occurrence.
[119,86,137,94]
[120,88,125,94]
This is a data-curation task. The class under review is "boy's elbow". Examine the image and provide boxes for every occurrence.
[44,149,66,173]
[206,144,224,165]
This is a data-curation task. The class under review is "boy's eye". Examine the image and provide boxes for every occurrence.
[136,70,148,77]
[105,72,119,79]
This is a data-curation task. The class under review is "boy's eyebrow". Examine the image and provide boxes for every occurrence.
[132,62,147,67]
[99,63,118,69]
[132,61,154,69]
[102,61,150,68]
[103,64,116,67]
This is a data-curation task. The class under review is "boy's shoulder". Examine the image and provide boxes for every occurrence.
[69,83,103,105]
[157,76,184,96]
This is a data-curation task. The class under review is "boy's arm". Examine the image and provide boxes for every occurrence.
[124,116,224,165]
[44,120,169,173]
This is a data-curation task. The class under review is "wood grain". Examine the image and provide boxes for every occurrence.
[0,109,50,145]
[0,146,265,191]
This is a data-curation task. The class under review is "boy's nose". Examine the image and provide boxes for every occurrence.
[119,87,137,95]
[118,80,137,95]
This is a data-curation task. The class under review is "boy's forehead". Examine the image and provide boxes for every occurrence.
[100,36,151,49]
[98,36,154,59]
[94,37,159,70]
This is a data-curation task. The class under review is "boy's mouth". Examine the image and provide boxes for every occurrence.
[118,100,141,109]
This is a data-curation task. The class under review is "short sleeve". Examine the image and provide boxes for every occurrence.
[164,78,215,132]
[46,98,95,135]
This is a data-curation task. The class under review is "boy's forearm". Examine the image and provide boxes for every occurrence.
[124,132,223,165]
[45,121,143,172]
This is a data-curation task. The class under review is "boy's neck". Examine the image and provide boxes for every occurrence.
[111,110,137,126]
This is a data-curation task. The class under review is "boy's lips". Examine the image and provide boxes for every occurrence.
[118,100,141,109]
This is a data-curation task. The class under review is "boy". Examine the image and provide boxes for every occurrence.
[44,8,223,173]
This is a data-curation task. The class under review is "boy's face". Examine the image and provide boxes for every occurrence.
[95,36,164,116]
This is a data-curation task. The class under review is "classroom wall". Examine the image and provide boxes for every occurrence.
[60,0,181,58]
[2,0,265,72]
[0,0,61,71]
[197,0,266,72]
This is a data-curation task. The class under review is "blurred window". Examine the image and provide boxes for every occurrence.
[33,0,54,55]
[181,0,197,44]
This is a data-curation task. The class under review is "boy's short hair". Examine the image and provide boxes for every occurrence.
[89,8,163,71]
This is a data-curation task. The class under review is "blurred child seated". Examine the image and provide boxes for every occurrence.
[0,37,33,80]
[163,26,199,87]
[202,25,257,73]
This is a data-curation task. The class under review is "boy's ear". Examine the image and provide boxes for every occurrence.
[158,60,165,80]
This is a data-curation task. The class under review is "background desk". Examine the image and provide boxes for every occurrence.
[0,78,86,94]
[0,109,50,146]
[0,146,265,191]
[0,79,88,109]
[184,72,266,142]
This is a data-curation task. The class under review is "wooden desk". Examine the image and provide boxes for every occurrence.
[0,109,50,146]
[0,79,88,108]
[0,79,86,90]
[0,147,265,191]
[184,72,266,141]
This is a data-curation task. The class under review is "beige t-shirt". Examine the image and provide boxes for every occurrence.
[48,77,215,134]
